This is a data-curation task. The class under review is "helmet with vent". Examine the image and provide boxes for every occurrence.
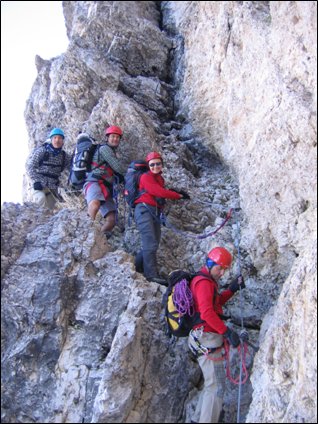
[49,128,64,139]
[146,152,162,163]
[206,247,232,269]
[105,126,123,137]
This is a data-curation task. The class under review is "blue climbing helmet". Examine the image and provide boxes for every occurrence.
[49,128,65,139]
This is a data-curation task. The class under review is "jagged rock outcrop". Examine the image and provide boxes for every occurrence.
[1,1,317,423]
[1,205,199,423]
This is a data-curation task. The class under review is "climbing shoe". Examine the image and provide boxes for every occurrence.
[218,409,225,423]
[146,276,168,286]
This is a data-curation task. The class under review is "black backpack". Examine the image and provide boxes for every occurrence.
[124,160,149,207]
[163,270,207,338]
[69,133,98,189]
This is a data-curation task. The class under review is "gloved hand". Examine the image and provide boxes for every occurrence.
[224,327,240,348]
[178,190,190,200]
[228,274,245,293]
[33,182,43,191]
[239,329,249,342]
[115,172,125,184]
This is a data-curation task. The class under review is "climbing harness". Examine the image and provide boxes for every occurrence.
[189,328,251,376]
[189,328,224,361]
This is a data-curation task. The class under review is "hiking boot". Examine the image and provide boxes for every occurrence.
[218,408,225,423]
[147,276,168,286]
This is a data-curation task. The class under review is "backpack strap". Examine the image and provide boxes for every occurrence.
[192,271,215,284]
[61,150,66,171]
[91,145,117,181]
[191,271,213,287]
[38,150,49,167]
[134,170,147,204]
[91,144,101,171]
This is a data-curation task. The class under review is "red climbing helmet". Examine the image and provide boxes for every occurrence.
[207,247,232,268]
[105,125,123,137]
[146,151,162,163]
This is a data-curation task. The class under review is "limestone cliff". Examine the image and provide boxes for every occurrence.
[1,1,317,423]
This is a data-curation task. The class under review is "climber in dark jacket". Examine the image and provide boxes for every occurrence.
[26,128,72,209]
[134,151,190,285]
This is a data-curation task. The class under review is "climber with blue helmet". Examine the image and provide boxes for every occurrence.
[49,127,65,139]
[26,127,72,209]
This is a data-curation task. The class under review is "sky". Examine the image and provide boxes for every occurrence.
[1,1,69,204]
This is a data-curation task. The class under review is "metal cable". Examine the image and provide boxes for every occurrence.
[235,210,244,423]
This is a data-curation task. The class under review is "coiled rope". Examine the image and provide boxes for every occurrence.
[173,278,195,316]
[224,340,249,386]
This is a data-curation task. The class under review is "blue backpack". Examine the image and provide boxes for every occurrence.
[124,160,149,207]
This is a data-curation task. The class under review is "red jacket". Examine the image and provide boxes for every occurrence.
[191,267,234,334]
[135,171,181,208]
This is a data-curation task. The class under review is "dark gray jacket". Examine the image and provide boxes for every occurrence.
[26,143,72,189]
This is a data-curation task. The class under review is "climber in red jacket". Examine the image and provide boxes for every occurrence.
[134,151,190,285]
[188,246,245,423]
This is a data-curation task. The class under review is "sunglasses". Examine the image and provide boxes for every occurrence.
[149,162,162,167]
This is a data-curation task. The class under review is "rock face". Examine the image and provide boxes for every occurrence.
[1,1,317,423]
[162,1,317,276]
[1,205,199,424]
[161,4,317,422]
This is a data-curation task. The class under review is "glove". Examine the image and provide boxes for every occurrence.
[228,274,245,293]
[33,182,43,191]
[178,190,190,200]
[115,172,124,184]
[239,329,249,342]
[224,327,240,348]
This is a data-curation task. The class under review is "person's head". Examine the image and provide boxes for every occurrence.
[105,125,123,147]
[205,247,232,281]
[49,128,64,149]
[146,151,163,174]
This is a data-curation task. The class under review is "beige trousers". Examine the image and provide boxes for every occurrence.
[32,188,56,209]
[188,331,225,423]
